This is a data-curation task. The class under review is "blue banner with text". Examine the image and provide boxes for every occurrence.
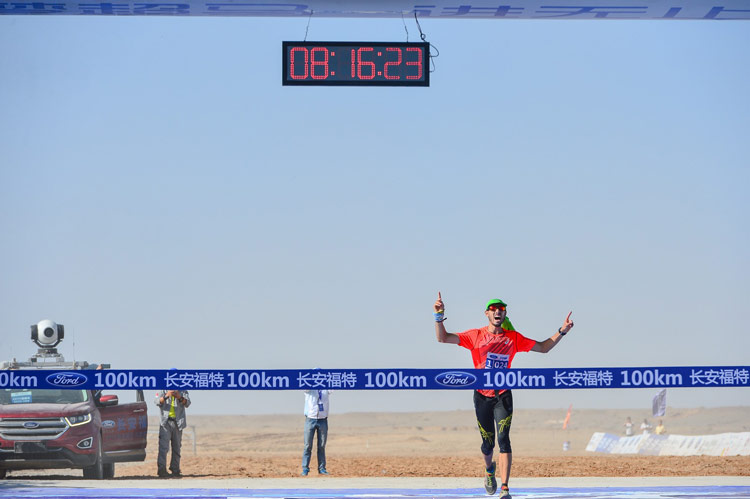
[0,366,748,391]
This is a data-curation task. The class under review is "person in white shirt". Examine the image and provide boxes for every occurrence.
[301,389,331,476]
[624,417,634,436]
[640,418,653,434]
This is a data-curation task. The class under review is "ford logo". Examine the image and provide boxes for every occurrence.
[101,420,116,429]
[45,372,88,387]
[23,421,40,429]
[435,371,477,387]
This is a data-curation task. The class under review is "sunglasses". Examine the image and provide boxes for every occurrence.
[488,304,506,312]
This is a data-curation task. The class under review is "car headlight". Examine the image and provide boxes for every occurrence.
[65,413,92,426]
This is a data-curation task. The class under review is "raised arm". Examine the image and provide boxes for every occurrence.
[531,311,574,353]
[434,292,460,345]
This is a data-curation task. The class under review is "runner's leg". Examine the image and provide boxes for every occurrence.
[474,390,497,464]
[494,390,514,488]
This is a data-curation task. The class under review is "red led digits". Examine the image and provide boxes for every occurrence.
[289,47,309,80]
[357,47,375,80]
[310,47,329,80]
[283,42,429,86]
[405,47,423,80]
[287,46,330,80]
[384,48,402,80]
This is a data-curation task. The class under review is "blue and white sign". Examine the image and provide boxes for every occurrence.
[10,391,33,403]
[45,372,88,388]
[1,366,748,391]
[0,0,747,19]
[434,371,478,387]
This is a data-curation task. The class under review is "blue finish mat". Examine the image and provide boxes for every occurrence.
[0,486,748,499]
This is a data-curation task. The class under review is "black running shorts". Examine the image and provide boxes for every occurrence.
[473,389,513,455]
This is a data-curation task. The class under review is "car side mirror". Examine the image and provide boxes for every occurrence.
[99,394,119,407]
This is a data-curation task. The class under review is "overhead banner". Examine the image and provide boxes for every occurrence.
[0,0,748,19]
[0,366,748,391]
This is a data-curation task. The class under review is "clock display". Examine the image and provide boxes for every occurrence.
[282,41,430,87]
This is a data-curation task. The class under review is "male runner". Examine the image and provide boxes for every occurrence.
[434,292,573,498]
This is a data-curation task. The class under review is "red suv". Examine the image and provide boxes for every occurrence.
[0,388,147,479]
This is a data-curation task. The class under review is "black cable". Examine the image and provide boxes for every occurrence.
[414,11,426,42]
[303,9,313,42]
[414,12,439,73]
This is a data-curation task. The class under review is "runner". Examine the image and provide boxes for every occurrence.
[433,292,574,498]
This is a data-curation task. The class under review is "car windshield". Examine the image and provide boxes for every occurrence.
[0,389,89,405]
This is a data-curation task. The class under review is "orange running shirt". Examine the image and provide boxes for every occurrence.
[457,326,537,397]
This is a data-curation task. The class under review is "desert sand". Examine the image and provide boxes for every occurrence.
[121,406,750,479]
[7,406,750,479]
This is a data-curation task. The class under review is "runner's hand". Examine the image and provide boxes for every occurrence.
[561,311,574,334]
[434,292,444,313]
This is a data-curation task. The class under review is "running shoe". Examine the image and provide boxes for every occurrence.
[500,484,511,498]
[484,462,497,495]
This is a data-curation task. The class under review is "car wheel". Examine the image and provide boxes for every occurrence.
[103,462,115,479]
[82,437,104,479]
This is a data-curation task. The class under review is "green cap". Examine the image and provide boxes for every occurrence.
[485,299,507,310]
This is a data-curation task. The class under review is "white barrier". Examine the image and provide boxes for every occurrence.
[585,432,750,456]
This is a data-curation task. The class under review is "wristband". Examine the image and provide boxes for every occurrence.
[434,312,446,323]
[558,327,567,336]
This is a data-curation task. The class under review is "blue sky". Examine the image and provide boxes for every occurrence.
[1,16,748,415]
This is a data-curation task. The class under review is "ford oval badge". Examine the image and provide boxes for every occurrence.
[101,420,116,429]
[435,371,477,387]
[23,421,40,429]
[45,372,88,387]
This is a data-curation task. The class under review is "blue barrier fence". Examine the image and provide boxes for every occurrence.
[1,366,748,391]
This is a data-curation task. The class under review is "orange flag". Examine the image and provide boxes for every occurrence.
[562,404,572,429]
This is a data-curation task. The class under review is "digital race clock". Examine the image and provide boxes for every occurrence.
[282,41,430,87]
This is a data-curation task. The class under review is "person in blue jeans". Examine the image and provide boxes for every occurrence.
[301,388,331,475]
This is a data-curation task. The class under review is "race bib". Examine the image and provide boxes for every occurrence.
[485,352,509,369]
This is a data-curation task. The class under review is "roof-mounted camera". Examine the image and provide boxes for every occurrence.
[29,319,66,362]
[1,320,93,370]
[31,319,64,348]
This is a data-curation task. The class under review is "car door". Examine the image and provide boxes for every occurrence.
[98,391,148,455]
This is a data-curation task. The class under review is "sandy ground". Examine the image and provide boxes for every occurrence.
[6,406,750,480]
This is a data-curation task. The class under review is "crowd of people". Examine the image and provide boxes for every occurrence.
[624,417,666,436]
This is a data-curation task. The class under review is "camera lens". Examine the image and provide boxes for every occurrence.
[44,327,55,338]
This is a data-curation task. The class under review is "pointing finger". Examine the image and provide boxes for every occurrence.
[566,311,572,321]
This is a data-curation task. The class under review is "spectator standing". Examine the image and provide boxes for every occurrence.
[640,418,653,434]
[624,417,634,436]
[155,389,191,478]
[655,419,666,435]
[302,388,331,476]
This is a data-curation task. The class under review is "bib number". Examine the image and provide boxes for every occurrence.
[485,352,509,369]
